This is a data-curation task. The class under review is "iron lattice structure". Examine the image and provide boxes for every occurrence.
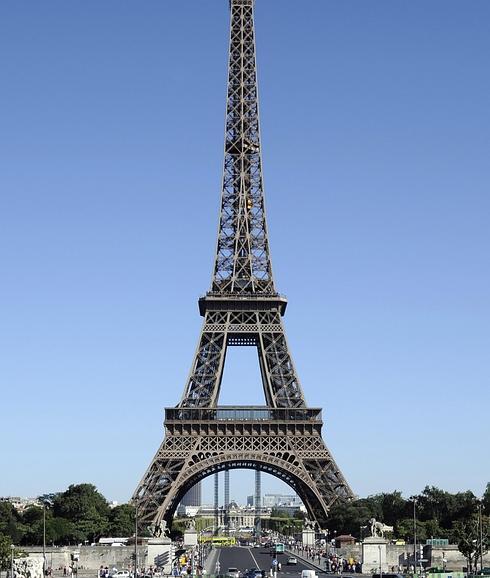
[133,0,353,532]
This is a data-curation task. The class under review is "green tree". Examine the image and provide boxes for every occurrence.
[326,497,378,537]
[0,535,25,571]
[483,483,490,516]
[452,491,478,523]
[0,534,13,571]
[417,486,454,527]
[423,518,446,540]
[49,518,77,545]
[452,516,484,573]
[53,484,109,543]
[0,503,25,544]
[108,504,135,537]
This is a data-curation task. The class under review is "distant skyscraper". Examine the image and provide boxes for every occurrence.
[180,482,202,507]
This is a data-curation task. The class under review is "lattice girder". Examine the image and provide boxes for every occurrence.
[180,308,306,408]
[212,0,274,295]
[133,414,352,531]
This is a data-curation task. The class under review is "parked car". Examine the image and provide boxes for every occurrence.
[287,558,297,565]
[245,570,264,578]
[111,572,130,578]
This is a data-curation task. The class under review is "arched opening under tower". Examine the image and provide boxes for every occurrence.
[139,455,339,532]
[174,470,306,535]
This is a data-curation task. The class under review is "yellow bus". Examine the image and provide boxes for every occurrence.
[206,536,236,547]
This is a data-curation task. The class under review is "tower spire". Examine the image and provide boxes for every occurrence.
[212,0,274,295]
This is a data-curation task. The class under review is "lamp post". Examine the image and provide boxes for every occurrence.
[411,497,417,574]
[134,502,138,578]
[43,502,47,577]
[11,544,15,578]
[478,501,484,573]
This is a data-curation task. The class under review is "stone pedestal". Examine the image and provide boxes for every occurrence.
[184,529,198,547]
[362,537,388,574]
[147,538,173,575]
[302,528,315,546]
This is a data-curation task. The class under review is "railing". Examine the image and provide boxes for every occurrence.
[202,291,287,299]
[165,406,322,422]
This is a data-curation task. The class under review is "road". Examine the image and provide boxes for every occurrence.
[215,546,321,577]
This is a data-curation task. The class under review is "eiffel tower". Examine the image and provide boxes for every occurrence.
[133,0,353,532]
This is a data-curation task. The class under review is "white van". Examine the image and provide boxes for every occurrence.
[301,571,317,578]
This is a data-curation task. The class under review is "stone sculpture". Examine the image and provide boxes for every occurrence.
[148,519,169,538]
[369,518,394,538]
[13,558,44,578]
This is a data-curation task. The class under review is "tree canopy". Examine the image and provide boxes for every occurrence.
[0,482,487,558]
[325,484,489,550]
[0,484,135,547]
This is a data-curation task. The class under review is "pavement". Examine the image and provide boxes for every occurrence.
[213,546,323,577]
[285,549,328,574]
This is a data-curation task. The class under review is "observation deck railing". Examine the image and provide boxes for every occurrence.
[165,406,322,422]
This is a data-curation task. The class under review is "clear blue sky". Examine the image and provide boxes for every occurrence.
[1,0,489,507]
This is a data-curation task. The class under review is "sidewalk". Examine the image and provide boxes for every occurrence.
[204,547,219,576]
[286,549,327,574]
[285,549,370,577]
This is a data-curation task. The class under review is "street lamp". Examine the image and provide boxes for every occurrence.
[41,498,53,577]
[43,502,47,576]
[11,544,15,578]
[478,501,484,573]
[410,497,418,574]
[134,501,138,578]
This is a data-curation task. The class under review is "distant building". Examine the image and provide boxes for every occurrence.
[274,504,307,517]
[197,502,271,531]
[335,535,355,548]
[0,496,41,512]
[262,493,303,508]
[181,483,201,507]
[177,482,202,515]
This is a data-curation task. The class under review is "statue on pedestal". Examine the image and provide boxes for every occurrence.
[148,520,169,538]
[369,518,393,538]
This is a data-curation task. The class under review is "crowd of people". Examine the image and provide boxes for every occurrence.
[290,542,362,573]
